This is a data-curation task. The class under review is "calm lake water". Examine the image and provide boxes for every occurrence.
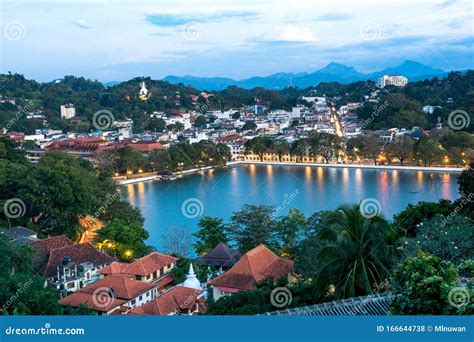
[123,164,459,248]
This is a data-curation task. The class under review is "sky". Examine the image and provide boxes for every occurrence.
[1,0,473,82]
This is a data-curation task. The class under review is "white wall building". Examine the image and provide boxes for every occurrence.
[378,75,408,88]
[60,104,76,119]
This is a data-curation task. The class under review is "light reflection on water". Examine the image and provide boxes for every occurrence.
[123,165,459,249]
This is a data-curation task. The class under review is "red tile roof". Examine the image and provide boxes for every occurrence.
[100,252,178,277]
[30,235,74,253]
[59,275,156,312]
[128,286,203,316]
[36,242,115,278]
[129,142,165,153]
[208,244,293,291]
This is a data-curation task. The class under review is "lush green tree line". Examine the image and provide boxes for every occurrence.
[193,165,474,315]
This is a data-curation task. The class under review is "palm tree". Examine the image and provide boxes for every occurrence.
[313,204,398,299]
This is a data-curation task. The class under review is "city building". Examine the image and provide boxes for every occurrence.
[30,235,115,296]
[59,274,157,315]
[377,75,408,88]
[60,104,76,119]
[197,242,242,273]
[99,252,178,292]
[208,244,294,301]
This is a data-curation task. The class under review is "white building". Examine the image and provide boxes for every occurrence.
[60,104,76,119]
[378,75,408,88]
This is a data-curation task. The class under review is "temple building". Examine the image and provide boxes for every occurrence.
[208,244,294,301]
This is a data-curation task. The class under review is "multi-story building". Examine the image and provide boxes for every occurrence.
[60,104,76,119]
[377,75,408,88]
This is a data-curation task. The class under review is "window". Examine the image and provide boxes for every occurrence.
[139,295,142,301]
[131,299,136,305]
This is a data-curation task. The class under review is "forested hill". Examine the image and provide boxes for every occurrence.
[0,70,472,134]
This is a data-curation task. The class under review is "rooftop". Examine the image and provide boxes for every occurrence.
[197,242,242,268]
[264,294,392,316]
[208,244,293,291]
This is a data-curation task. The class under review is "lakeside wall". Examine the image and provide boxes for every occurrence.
[118,161,464,185]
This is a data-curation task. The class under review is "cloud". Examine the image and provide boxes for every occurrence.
[262,25,319,43]
[73,20,91,29]
[314,13,352,21]
[437,0,457,8]
[145,11,259,27]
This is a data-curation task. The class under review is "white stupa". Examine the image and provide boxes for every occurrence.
[182,263,202,290]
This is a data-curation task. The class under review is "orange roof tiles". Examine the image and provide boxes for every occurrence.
[59,275,156,312]
[208,244,293,291]
[100,252,178,277]
[128,286,203,316]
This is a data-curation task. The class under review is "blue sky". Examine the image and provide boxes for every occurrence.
[1,0,472,82]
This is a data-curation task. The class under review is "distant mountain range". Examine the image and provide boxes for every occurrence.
[162,60,447,91]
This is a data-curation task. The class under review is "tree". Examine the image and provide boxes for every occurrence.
[0,236,90,315]
[272,139,290,162]
[384,135,415,165]
[308,132,343,163]
[313,204,398,299]
[390,253,471,315]
[231,111,241,120]
[205,279,319,315]
[94,218,152,261]
[194,115,207,128]
[356,134,385,165]
[116,147,146,173]
[290,138,308,162]
[227,205,278,252]
[403,214,474,266]
[161,226,193,258]
[458,163,474,199]
[242,121,257,131]
[414,136,444,166]
[392,199,454,237]
[144,117,166,132]
[276,208,306,258]
[244,137,272,161]
[193,216,229,255]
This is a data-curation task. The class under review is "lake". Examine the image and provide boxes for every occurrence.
[123,164,459,249]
